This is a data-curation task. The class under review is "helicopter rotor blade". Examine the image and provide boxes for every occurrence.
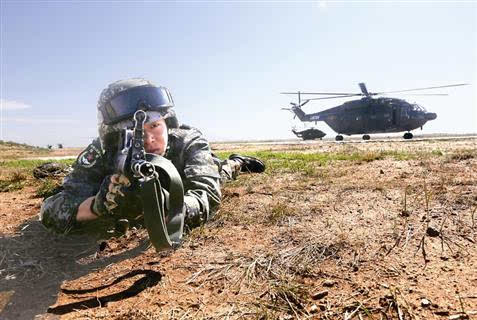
[374,83,469,95]
[281,91,361,95]
[393,93,449,96]
[306,94,361,101]
[359,83,370,97]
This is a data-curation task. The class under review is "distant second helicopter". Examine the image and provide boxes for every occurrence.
[282,82,468,141]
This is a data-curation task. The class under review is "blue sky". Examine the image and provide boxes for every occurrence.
[1,1,476,147]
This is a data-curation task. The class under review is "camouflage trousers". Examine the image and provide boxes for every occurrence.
[215,158,242,184]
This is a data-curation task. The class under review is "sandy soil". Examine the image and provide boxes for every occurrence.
[0,137,476,320]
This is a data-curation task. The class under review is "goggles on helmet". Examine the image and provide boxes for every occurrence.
[100,85,174,125]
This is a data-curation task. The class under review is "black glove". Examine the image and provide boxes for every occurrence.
[91,174,132,217]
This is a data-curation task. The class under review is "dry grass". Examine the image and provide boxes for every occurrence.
[1,137,476,320]
[0,170,28,192]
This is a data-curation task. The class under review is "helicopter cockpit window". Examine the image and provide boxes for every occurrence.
[411,104,425,112]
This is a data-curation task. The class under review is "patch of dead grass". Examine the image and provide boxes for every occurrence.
[0,170,28,192]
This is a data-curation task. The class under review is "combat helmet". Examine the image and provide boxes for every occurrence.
[97,78,179,148]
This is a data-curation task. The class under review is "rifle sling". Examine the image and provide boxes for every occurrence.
[141,154,184,251]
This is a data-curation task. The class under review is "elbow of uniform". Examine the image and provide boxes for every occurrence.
[38,193,77,234]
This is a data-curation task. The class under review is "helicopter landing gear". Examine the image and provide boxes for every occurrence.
[335,135,344,141]
[403,132,413,140]
[362,134,370,140]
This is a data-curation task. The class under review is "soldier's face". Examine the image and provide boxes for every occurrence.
[143,119,168,155]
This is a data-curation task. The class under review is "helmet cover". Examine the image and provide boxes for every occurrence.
[97,78,178,148]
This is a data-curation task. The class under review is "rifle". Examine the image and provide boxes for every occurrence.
[115,110,185,251]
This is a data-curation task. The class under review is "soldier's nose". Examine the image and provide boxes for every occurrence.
[144,133,155,145]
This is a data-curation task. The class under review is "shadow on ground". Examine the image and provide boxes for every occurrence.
[0,219,154,320]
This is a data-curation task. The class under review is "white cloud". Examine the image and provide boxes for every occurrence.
[0,99,32,110]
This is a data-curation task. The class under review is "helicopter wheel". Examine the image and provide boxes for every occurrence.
[335,135,344,141]
[362,134,370,140]
[403,132,413,140]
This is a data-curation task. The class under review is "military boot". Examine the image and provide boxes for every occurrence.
[228,154,265,173]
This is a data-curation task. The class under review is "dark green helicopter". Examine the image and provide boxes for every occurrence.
[282,83,468,141]
[291,127,326,140]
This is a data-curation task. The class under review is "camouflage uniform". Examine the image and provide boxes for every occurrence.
[39,78,253,235]
[39,125,241,234]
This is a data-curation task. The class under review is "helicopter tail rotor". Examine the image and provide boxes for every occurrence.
[281,104,297,119]
[287,100,310,108]
[281,103,308,121]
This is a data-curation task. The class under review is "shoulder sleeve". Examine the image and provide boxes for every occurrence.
[39,138,107,233]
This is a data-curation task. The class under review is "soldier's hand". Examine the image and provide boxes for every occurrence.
[91,174,132,216]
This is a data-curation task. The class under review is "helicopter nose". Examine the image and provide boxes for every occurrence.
[425,112,437,121]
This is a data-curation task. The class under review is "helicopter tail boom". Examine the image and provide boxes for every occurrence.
[289,106,309,121]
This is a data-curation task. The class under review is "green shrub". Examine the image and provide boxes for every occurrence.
[0,159,73,170]
[35,179,62,199]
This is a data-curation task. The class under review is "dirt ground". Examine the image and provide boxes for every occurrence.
[0,137,476,320]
